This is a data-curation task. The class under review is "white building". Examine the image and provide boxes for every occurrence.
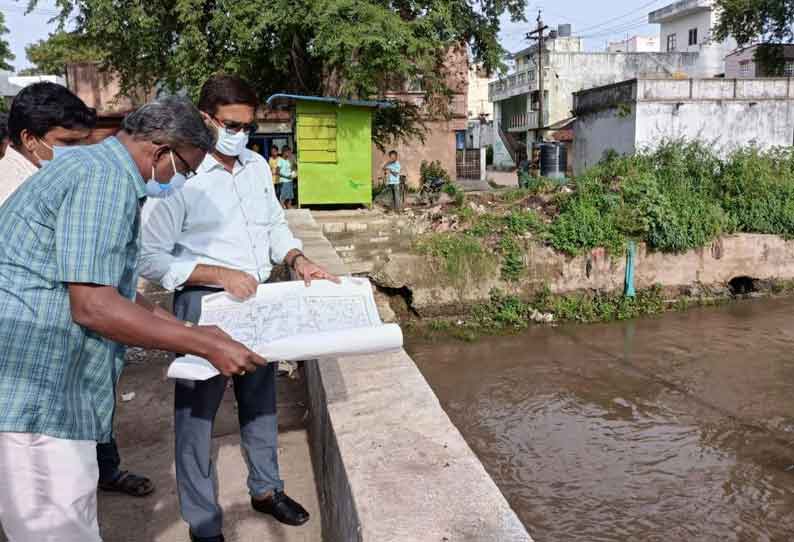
[467,64,493,119]
[488,25,703,168]
[572,78,794,174]
[607,36,660,53]
[0,72,65,104]
[649,0,737,75]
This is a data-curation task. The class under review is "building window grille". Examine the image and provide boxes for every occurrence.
[667,34,677,52]
[688,28,698,46]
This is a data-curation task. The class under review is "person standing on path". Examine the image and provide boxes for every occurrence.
[0,81,158,499]
[0,96,266,542]
[269,144,282,200]
[139,74,338,542]
[383,149,402,211]
[277,145,297,208]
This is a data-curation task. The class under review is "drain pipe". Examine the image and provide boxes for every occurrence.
[624,241,636,297]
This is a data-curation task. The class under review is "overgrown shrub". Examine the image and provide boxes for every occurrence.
[419,160,452,185]
[719,147,794,237]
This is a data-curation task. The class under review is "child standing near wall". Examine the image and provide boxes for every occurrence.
[383,150,402,211]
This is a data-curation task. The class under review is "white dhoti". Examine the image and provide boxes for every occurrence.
[0,432,102,542]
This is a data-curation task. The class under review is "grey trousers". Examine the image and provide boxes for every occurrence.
[173,287,283,538]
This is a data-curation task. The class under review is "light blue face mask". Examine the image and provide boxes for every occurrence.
[36,140,79,168]
[145,151,188,199]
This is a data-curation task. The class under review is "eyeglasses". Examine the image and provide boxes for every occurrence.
[171,149,197,178]
[213,116,257,134]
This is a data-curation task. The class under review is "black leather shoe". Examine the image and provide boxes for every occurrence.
[251,490,310,526]
[189,533,224,542]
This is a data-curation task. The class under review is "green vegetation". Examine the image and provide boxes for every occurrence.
[549,141,794,255]
[470,286,667,332]
[414,141,794,290]
[0,12,13,72]
[414,233,495,285]
[21,31,104,76]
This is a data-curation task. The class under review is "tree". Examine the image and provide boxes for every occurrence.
[714,0,793,73]
[21,31,104,76]
[0,11,15,72]
[30,0,527,148]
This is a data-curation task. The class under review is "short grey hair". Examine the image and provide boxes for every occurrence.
[122,96,215,152]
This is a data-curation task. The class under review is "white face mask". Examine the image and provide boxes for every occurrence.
[213,122,249,157]
[145,151,188,199]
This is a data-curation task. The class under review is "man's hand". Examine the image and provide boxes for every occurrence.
[217,268,259,300]
[201,325,267,376]
[293,255,341,287]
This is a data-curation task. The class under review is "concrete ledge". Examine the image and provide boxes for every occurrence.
[288,210,531,542]
[307,352,532,542]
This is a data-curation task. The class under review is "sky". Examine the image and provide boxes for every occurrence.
[1,0,668,73]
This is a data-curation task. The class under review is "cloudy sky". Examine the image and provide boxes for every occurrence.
[2,0,667,72]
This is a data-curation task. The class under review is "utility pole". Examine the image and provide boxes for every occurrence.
[527,10,549,142]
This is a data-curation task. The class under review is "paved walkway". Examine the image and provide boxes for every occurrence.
[96,345,322,542]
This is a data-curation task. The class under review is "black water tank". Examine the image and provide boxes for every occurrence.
[538,142,567,180]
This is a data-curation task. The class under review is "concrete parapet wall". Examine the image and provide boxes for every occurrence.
[373,234,794,316]
[287,210,532,542]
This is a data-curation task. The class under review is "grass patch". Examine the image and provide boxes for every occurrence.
[414,233,495,284]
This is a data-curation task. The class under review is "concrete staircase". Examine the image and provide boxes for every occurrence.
[310,210,415,275]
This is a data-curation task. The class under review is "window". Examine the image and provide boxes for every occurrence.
[667,33,677,52]
[739,60,751,77]
[688,28,698,46]
[785,61,794,77]
[297,112,337,163]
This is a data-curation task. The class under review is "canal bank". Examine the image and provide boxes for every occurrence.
[313,207,794,319]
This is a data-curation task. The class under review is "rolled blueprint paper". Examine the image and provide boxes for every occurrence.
[168,323,403,381]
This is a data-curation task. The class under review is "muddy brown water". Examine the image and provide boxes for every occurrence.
[407,298,794,542]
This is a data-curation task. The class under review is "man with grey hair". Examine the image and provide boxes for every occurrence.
[0,96,268,542]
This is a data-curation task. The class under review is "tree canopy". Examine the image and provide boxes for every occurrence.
[21,31,104,76]
[28,0,526,147]
[0,11,15,72]
[714,0,794,72]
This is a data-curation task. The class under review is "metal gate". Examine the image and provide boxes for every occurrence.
[456,149,482,180]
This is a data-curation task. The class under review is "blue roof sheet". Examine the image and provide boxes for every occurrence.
[266,93,393,109]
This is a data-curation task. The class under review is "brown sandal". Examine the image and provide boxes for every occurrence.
[98,471,155,497]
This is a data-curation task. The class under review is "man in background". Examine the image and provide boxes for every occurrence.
[269,144,281,200]
[0,82,156,499]
[0,112,8,160]
[0,82,95,204]
[277,145,297,208]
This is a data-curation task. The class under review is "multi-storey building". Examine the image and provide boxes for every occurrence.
[488,25,704,168]
[649,0,737,76]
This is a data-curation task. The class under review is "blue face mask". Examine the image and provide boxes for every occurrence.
[145,151,188,199]
[35,140,78,168]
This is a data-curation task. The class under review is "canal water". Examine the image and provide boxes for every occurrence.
[407,298,794,542]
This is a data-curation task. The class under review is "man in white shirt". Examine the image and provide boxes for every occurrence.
[140,75,337,542]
